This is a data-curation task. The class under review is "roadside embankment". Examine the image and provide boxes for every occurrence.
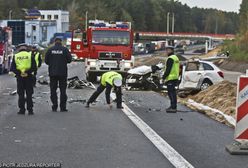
[179,80,237,127]
[215,59,248,73]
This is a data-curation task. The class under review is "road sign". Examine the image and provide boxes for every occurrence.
[226,75,248,155]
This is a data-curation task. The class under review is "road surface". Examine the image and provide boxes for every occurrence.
[0,62,247,168]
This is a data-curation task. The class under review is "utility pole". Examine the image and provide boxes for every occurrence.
[85,11,88,30]
[167,12,170,34]
[9,10,12,20]
[215,18,218,34]
[94,13,97,20]
[172,13,175,33]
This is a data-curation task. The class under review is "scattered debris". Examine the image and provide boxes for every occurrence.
[38,75,49,85]
[10,90,17,95]
[14,140,21,143]
[68,76,96,89]
[2,89,17,96]
[129,100,141,107]
[68,98,87,104]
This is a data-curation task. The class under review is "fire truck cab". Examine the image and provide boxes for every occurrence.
[0,27,13,74]
[71,20,134,82]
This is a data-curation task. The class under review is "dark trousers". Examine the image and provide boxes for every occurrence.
[88,84,122,108]
[167,80,178,109]
[50,76,67,110]
[17,76,34,112]
[33,71,37,87]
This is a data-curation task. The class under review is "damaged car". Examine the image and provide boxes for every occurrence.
[126,60,224,91]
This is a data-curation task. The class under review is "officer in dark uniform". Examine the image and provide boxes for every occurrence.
[45,37,72,112]
[31,45,42,87]
[86,71,123,109]
[163,46,180,113]
[10,44,37,115]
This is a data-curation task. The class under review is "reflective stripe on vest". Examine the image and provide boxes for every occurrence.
[166,55,179,81]
[14,51,32,73]
[101,71,122,86]
[35,52,40,67]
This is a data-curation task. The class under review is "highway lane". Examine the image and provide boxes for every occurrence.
[223,70,243,83]
[0,61,247,167]
[124,91,248,168]
[0,62,173,168]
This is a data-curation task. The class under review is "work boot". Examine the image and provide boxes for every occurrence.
[17,108,25,115]
[85,102,90,108]
[166,107,177,113]
[52,105,58,112]
[60,108,68,112]
[28,110,34,115]
[17,110,25,115]
[117,106,123,109]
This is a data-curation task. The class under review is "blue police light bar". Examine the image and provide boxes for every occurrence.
[89,20,131,29]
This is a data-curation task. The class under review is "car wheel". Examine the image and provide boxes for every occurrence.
[200,80,213,91]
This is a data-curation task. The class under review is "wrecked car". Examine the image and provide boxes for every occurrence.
[126,60,224,91]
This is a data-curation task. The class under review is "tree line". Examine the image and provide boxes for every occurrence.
[0,0,239,34]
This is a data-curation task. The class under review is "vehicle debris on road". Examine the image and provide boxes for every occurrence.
[10,90,17,95]
[68,76,96,90]
[68,98,87,104]
[38,75,49,85]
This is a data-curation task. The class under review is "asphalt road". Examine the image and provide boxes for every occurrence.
[0,63,172,168]
[0,62,247,167]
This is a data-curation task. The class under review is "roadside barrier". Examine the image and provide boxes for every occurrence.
[226,73,248,155]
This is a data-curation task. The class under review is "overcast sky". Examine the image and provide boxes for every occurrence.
[179,0,242,12]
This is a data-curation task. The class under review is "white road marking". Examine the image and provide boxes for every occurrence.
[111,93,194,168]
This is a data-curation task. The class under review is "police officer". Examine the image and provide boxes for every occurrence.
[45,37,72,112]
[31,45,42,87]
[163,46,180,113]
[10,44,37,115]
[86,71,123,109]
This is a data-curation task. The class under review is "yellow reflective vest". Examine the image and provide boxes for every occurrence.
[34,52,40,68]
[14,51,32,73]
[101,71,122,86]
[165,55,179,81]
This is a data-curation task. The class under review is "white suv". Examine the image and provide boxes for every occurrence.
[179,60,224,91]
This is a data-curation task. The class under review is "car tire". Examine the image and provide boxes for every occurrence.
[200,79,213,91]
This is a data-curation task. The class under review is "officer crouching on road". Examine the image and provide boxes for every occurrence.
[163,46,180,113]
[31,45,42,87]
[45,37,72,112]
[86,71,123,109]
[10,43,37,115]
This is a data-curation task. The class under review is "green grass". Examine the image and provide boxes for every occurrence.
[222,37,248,62]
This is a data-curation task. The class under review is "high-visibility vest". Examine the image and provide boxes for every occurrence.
[165,55,180,81]
[14,51,32,73]
[101,71,122,86]
[34,52,40,67]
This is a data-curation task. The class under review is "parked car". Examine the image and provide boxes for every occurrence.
[126,60,224,91]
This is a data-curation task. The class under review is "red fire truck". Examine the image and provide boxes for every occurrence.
[0,27,13,74]
[71,20,134,82]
